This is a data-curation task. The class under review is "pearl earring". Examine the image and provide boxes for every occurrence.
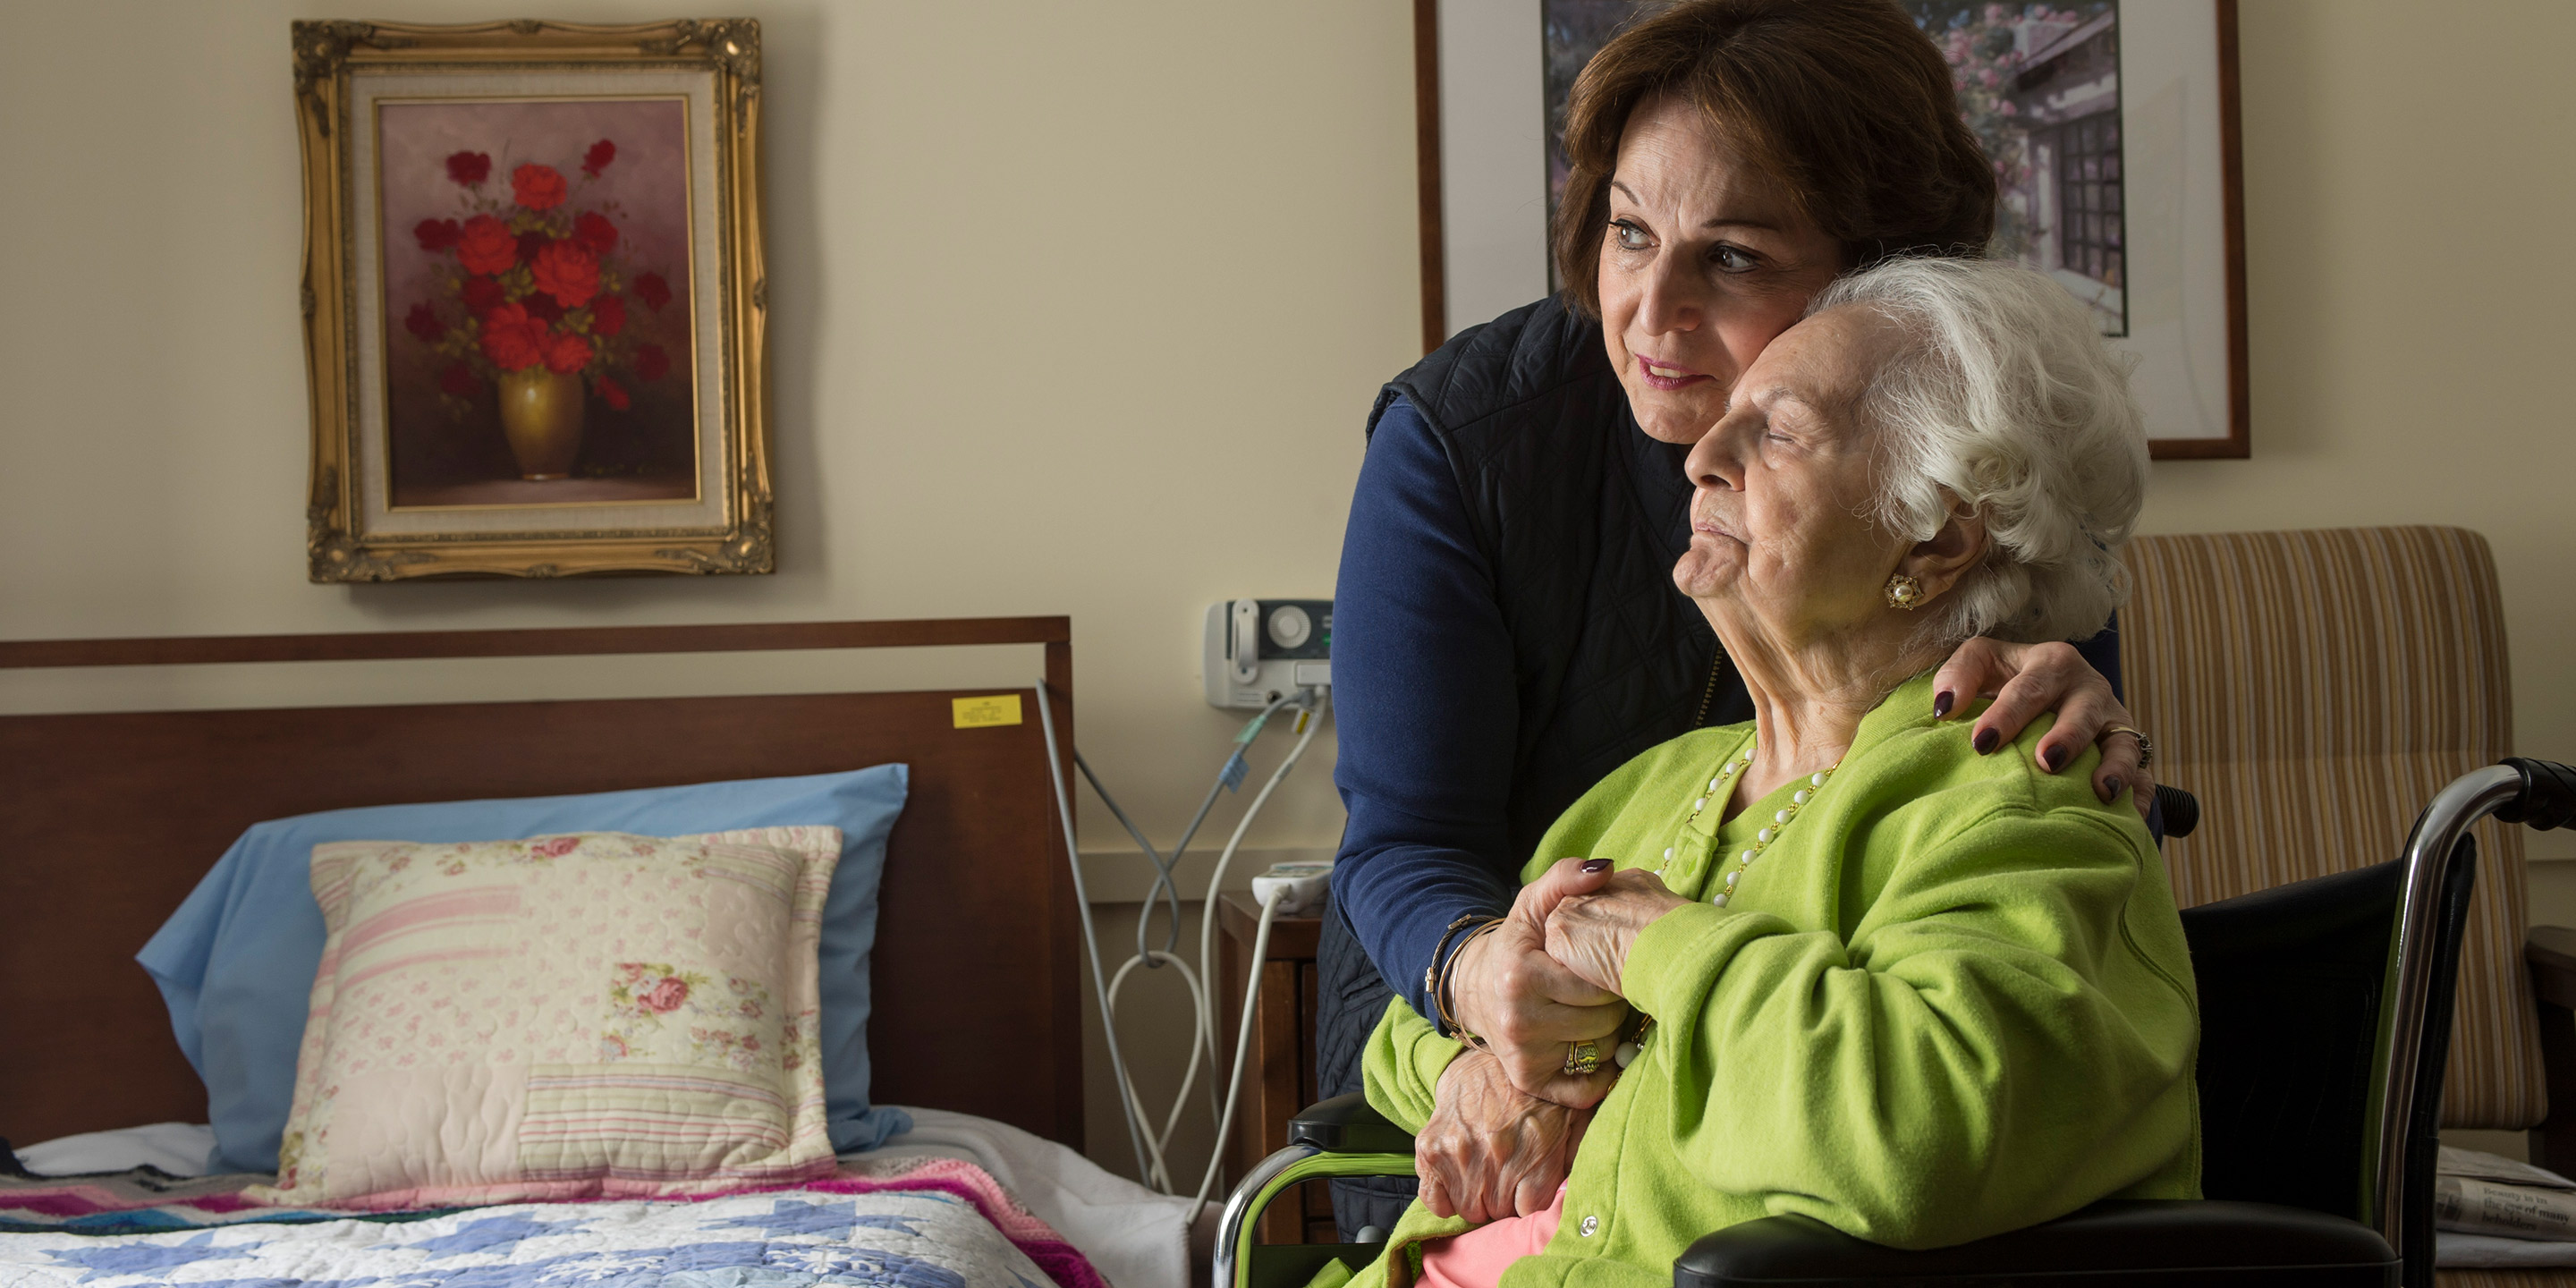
[1885,573,1924,610]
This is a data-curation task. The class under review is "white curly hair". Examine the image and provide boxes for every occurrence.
[1809,256,2150,647]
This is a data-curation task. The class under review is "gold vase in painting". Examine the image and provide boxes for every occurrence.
[496,368,584,480]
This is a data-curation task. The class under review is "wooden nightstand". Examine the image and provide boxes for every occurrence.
[1216,890,1335,1244]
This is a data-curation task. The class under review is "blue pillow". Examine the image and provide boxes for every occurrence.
[137,766,914,1173]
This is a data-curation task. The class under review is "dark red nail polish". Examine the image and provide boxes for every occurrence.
[1580,859,1613,873]
[1933,691,1955,718]
[1973,728,2000,755]
[2042,745,2067,772]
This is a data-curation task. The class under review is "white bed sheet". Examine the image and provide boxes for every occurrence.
[11,1122,217,1178]
[872,1106,1194,1288]
[13,1107,1193,1288]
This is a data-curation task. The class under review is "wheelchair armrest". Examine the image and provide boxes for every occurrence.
[1673,1199,2394,1287]
[1289,1093,1417,1156]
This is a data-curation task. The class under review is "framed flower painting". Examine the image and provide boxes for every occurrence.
[295,19,772,580]
[1413,0,2249,459]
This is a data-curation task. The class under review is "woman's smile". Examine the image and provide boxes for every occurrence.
[1636,354,1711,392]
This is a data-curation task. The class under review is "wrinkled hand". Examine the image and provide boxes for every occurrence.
[1932,637,2157,817]
[1446,860,1629,1106]
[1417,1047,1591,1224]
[1543,869,1691,996]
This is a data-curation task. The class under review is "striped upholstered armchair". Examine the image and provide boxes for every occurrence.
[2119,526,2567,1288]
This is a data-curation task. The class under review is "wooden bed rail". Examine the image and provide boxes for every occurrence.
[0,615,1069,672]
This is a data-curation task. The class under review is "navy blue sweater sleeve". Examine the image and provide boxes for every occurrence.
[2076,620,2123,701]
[1330,395,1520,1016]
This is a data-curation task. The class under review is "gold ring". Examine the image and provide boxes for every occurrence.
[1563,1040,1602,1076]
[2102,724,2154,769]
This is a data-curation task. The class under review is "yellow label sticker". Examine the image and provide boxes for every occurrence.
[952,694,1024,729]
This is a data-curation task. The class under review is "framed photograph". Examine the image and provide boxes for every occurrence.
[1414,0,2249,458]
[295,19,773,581]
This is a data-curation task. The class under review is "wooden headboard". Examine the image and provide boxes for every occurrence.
[0,618,1082,1153]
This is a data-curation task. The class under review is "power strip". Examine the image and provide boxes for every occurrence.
[1249,860,1334,917]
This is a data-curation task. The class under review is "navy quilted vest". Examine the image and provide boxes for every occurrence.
[1366,296,1750,859]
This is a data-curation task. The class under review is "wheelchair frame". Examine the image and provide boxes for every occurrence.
[1216,758,2576,1288]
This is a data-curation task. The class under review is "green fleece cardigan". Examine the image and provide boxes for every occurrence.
[1344,671,2200,1288]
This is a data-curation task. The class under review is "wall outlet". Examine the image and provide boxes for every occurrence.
[1203,599,1331,709]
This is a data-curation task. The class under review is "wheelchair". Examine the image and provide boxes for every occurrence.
[1216,759,2576,1288]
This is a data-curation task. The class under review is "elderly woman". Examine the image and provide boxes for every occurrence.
[1324,0,2165,1234]
[1327,257,2198,1288]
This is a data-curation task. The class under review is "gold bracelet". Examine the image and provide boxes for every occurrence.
[1428,914,1504,1043]
[1425,913,1485,1033]
[1435,919,1505,1045]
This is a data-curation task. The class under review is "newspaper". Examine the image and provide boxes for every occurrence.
[2438,1176,2576,1241]
[2441,1145,2576,1191]
[2432,1147,2576,1241]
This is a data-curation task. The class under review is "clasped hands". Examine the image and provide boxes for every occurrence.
[1417,859,1686,1222]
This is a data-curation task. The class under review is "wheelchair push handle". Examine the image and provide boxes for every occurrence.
[2152,784,2200,839]
[2498,758,2576,832]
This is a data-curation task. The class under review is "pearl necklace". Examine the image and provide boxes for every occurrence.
[1669,742,1841,909]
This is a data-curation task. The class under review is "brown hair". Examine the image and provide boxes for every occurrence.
[1552,0,1996,316]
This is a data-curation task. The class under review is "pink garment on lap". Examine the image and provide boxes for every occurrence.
[1416,1184,1567,1288]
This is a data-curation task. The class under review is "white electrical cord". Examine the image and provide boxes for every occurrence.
[1188,697,1325,1219]
[1033,678,1328,1216]
[1199,884,1286,1218]
[1099,949,1210,1191]
[1082,692,1296,972]
[1094,697,1310,1197]
[1034,679,1157,1183]
[1070,696,1296,1186]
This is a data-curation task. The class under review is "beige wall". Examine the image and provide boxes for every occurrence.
[4,0,2573,1180]
[0,0,1411,842]
[2155,2,2576,860]
[0,0,1410,1188]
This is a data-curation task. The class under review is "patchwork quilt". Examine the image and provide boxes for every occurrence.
[0,1156,1102,1288]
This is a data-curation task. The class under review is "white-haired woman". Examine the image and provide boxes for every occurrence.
[1334,258,2199,1288]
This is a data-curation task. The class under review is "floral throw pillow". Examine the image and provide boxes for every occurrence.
[246,828,842,1209]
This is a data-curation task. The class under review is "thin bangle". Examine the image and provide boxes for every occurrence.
[1437,924,1499,1047]
[1426,913,1497,1035]
[1425,915,1474,1038]
[1442,917,1504,1046]
[1424,914,1480,1019]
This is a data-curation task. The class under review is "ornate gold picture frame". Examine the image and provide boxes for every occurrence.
[295,19,771,580]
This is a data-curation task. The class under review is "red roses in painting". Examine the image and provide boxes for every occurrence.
[402,139,674,415]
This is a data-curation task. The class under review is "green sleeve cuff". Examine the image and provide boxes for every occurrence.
[1620,902,1741,1021]
[1361,996,1463,1134]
